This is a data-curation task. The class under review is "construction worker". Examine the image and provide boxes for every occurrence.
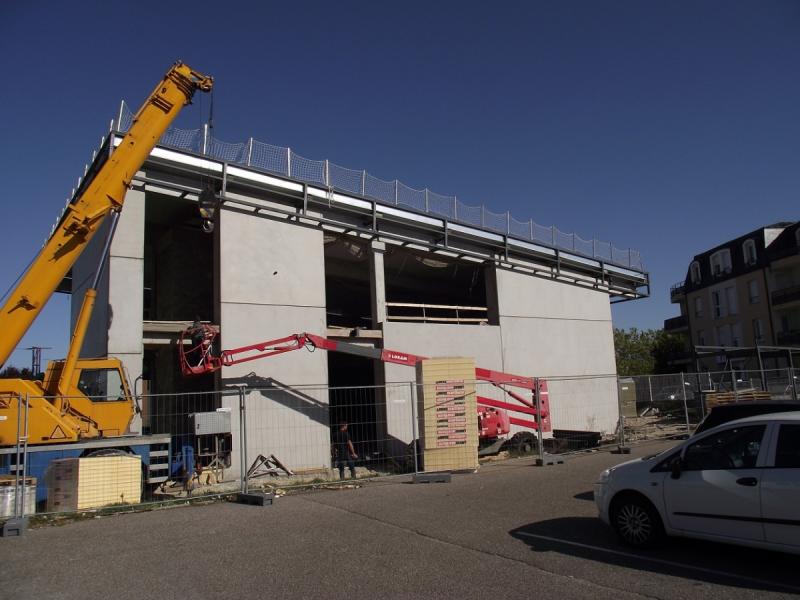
[333,421,358,480]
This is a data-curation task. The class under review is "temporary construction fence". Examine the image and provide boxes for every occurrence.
[1,368,797,524]
[108,101,644,271]
[618,368,799,444]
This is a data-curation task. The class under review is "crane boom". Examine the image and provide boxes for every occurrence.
[0,62,213,367]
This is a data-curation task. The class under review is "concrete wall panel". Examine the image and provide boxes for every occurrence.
[107,257,144,355]
[218,208,329,472]
[495,267,618,434]
[219,210,326,307]
[496,268,611,321]
[381,322,504,450]
[218,304,329,473]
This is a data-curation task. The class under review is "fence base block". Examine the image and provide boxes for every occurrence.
[236,491,274,506]
[612,446,632,455]
[1,517,28,537]
[535,454,564,466]
[412,472,451,484]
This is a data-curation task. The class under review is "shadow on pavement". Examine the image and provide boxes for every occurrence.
[573,491,594,501]
[510,517,800,594]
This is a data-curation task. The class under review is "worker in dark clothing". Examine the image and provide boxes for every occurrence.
[333,422,358,479]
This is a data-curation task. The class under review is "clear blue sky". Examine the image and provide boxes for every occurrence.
[1,1,798,368]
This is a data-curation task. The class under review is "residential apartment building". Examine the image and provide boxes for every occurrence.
[666,222,800,367]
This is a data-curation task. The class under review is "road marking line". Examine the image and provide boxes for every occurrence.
[514,532,800,593]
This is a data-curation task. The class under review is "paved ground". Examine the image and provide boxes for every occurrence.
[3,440,799,599]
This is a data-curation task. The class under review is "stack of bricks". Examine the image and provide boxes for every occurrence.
[416,358,478,472]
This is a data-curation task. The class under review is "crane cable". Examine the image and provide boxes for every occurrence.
[197,87,218,233]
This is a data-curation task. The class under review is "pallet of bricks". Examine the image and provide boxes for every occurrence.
[704,389,772,410]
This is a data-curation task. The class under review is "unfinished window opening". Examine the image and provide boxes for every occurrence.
[384,248,489,325]
[324,235,371,329]
[327,352,380,466]
[143,193,214,322]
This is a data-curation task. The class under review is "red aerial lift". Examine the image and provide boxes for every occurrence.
[178,325,551,447]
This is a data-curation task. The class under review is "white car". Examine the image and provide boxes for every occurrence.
[594,412,800,554]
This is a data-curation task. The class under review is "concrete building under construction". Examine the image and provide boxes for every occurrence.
[70,108,649,471]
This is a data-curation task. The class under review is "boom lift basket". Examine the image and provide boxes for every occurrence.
[179,323,222,376]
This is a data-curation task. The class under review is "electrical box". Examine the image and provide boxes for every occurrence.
[190,410,231,436]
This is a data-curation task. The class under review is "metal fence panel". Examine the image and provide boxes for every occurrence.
[6,367,798,519]
[364,174,395,204]
[242,383,418,486]
[329,162,363,195]
[427,190,455,219]
[251,140,288,175]
[509,216,532,240]
[532,222,554,245]
[455,200,482,226]
[207,136,247,163]
[161,127,203,154]
[289,151,325,185]
[482,208,507,233]
[396,182,426,211]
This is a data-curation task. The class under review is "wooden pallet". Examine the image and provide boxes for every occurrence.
[704,390,772,409]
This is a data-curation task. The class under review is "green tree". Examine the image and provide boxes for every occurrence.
[614,328,656,376]
[614,328,687,376]
[0,366,38,379]
[652,331,687,374]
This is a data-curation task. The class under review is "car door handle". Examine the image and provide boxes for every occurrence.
[736,477,758,487]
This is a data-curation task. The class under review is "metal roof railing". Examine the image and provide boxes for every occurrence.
[116,102,644,271]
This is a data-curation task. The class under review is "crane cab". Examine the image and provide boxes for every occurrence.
[0,358,136,446]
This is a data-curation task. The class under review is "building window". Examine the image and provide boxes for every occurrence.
[748,280,759,304]
[694,296,703,318]
[742,239,757,266]
[690,261,701,285]
[712,290,724,319]
[753,319,764,343]
[697,329,705,345]
[715,325,731,346]
[732,322,742,347]
[710,249,732,277]
[725,286,738,315]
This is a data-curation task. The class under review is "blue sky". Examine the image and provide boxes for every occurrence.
[1,1,798,368]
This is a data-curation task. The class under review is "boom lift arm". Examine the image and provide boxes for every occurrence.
[179,326,551,434]
[0,62,213,368]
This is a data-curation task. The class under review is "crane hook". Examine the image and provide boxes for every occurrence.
[198,184,219,234]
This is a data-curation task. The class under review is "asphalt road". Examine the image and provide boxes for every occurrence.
[2,440,798,599]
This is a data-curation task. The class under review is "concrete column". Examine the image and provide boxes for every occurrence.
[108,180,146,433]
[369,241,387,328]
[69,177,145,434]
[484,264,500,326]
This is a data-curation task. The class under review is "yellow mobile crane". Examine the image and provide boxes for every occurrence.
[0,63,213,448]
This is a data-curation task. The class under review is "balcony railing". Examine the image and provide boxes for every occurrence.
[670,281,685,300]
[777,330,800,346]
[663,315,688,332]
[386,302,489,325]
[771,284,800,307]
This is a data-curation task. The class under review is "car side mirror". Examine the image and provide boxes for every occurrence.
[670,460,683,480]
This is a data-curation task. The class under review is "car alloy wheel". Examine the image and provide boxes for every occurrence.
[615,502,654,546]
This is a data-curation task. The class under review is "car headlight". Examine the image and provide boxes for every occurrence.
[597,468,612,484]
